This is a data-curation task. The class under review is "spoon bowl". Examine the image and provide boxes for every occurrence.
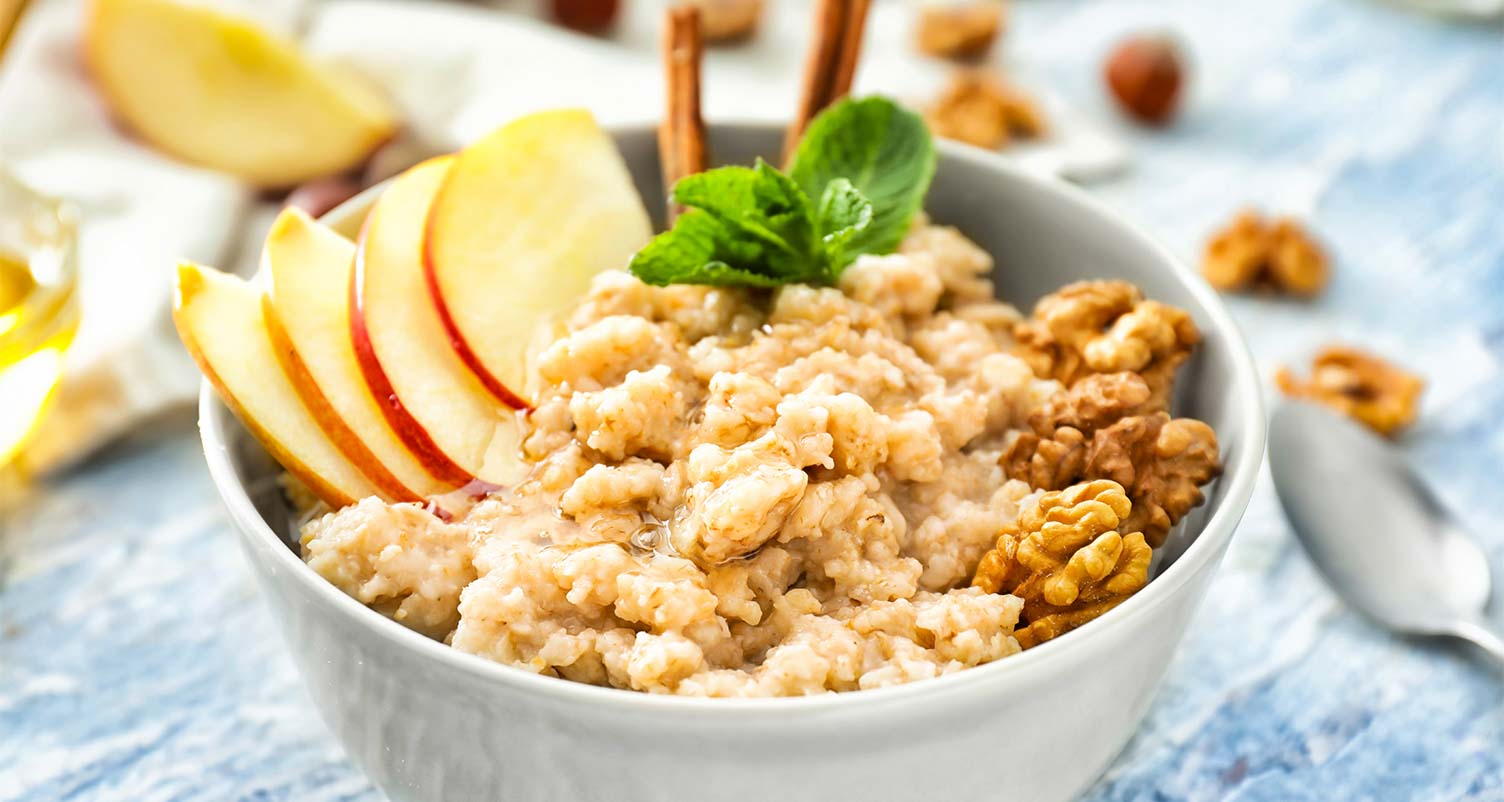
[1270,401,1503,663]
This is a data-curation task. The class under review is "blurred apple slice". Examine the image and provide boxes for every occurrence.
[263,208,466,502]
[353,158,524,486]
[85,0,397,187]
[423,109,652,408]
[173,263,379,508]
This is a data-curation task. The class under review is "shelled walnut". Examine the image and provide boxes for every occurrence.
[1202,210,1329,297]
[684,0,764,42]
[1002,373,1220,547]
[924,70,1046,150]
[1087,412,1220,545]
[1277,346,1424,436]
[973,479,1152,648]
[1030,370,1156,435]
[915,1,1005,60]
[1013,280,1199,409]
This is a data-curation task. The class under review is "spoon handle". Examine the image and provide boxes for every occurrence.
[1449,619,1504,669]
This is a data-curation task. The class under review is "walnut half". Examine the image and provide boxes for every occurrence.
[1276,346,1423,437]
[973,479,1152,648]
[1002,372,1220,547]
[1013,280,1199,410]
[684,0,764,42]
[1202,210,1329,297]
[915,1,1005,60]
[925,70,1047,151]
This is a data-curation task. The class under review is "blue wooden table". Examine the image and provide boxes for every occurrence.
[2,1,1501,799]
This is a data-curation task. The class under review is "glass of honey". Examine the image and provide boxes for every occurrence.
[0,168,79,471]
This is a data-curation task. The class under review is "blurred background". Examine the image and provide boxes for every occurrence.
[0,0,1500,799]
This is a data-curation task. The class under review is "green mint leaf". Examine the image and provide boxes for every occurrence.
[632,160,844,287]
[789,96,936,256]
[629,204,791,288]
[629,97,931,290]
[672,160,819,279]
[814,177,874,277]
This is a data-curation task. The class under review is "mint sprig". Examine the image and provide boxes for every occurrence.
[789,96,936,256]
[630,96,934,288]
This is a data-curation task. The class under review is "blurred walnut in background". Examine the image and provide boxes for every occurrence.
[1277,346,1424,437]
[684,0,764,42]
[1203,210,1330,297]
[924,70,1045,150]
[914,0,1006,60]
[973,479,1152,647]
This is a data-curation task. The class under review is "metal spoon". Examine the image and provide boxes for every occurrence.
[1269,401,1504,667]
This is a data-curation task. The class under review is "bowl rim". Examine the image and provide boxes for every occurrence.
[201,121,1266,715]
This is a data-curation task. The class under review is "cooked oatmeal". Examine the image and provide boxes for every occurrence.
[301,222,1209,696]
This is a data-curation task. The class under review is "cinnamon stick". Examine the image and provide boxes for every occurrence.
[660,5,707,222]
[829,0,871,100]
[782,0,871,164]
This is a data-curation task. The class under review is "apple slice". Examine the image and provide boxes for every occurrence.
[173,262,379,508]
[353,158,524,486]
[262,207,465,502]
[85,0,396,187]
[423,109,652,408]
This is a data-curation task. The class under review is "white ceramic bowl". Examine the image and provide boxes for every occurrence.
[200,123,1264,802]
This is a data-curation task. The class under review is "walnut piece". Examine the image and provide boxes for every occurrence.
[684,0,764,42]
[1029,370,1154,435]
[1202,210,1329,297]
[915,1,1005,60]
[1267,219,1329,296]
[1001,428,1086,493]
[1276,346,1423,437]
[1013,280,1199,409]
[1201,210,1266,290]
[1086,413,1220,546]
[1003,373,1147,491]
[925,70,1046,150]
[1002,372,1220,547]
[973,479,1152,648]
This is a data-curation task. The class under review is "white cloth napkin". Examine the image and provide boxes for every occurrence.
[0,0,1127,473]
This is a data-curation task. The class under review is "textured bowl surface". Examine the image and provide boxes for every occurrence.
[200,123,1265,802]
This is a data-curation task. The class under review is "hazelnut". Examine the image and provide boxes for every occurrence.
[1103,34,1185,126]
[685,0,765,43]
[549,0,620,32]
[915,1,1005,60]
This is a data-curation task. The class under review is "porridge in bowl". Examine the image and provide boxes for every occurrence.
[302,219,1219,696]
[177,100,1221,698]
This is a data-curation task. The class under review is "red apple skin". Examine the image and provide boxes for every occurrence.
[419,222,534,412]
[349,225,484,489]
[263,295,424,503]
